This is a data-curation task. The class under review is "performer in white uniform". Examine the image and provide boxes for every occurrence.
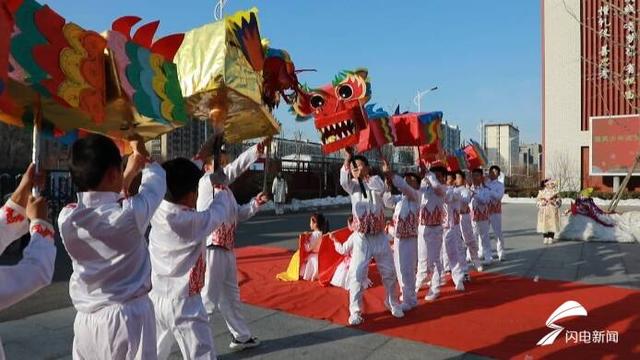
[486,165,506,261]
[148,158,230,360]
[58,135,166,360]
[415,166,447,301]
[340,149,404,326]
[440,173,466,291]
[454,171,483,277]
[330,216,373,290]
[469,169,492,265]
[198,141,269,351]
[381,161,420,311]
[0,166,56,360]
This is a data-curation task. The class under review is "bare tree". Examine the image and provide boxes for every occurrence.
[547,151,581,192]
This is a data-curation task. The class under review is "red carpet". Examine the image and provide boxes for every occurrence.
[235,246,640,360]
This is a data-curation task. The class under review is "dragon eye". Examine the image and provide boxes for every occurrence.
[310,94,325,108]
[337,84,353,99]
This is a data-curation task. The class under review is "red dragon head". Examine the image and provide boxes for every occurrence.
[292,68,370,153]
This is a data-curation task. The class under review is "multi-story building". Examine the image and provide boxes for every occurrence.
[146,121,211,162]
[543,0,640,191]
[440,121,461,153]
[518,143,542,175]
[483,123,520,176]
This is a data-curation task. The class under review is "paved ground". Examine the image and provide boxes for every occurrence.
[1,203,638,359]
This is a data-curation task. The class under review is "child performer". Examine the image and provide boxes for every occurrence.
[58,134,166,359]
[300,213,329,281]
[198,139,270,351]
[340,148,404,326]
[0,166,56,359]
[455,171,483,277]
[440,172,465,291]
[148,158,229,360]
[470,169,493,266]
[415,165,448,301]
[330,215,356,289]
[382,160,420,311]
[536,179,562,245]
[486,165,506,261]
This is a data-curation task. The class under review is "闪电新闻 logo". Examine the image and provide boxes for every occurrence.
[537,300,587,346]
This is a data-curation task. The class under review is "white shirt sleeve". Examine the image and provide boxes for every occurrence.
[367,175,386,195]
[125,162,167,235]
[334,235,356,254]
[425,172,446,196]
[445,186,461,203]
[224,145,261,185]
[459,187,472,206]
[488,181,505,201]
[191,192,228,241]
[391,174,420,202]
[474,187,491,204]
[238,197,262,223]
[0,220,56,311]
[339,165,357,194]
[0,200,29,253]
[382,191,400,209]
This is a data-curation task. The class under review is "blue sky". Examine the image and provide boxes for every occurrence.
[47,0,541,144]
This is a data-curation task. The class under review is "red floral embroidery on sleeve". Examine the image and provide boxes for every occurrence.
[4,206,25,224]
[31,224,54,239]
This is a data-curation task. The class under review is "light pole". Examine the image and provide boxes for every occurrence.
[412,86,438,163]
[413,86,438,112]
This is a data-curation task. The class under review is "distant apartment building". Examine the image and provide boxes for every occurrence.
[440,121,461,153]
[518,143,542,175]
[483,123,520,176]
[147,121,211,162]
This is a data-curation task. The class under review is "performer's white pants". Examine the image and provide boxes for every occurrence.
[460,213,480,270]
[416,225,443,293]
[473,220,492,263]
[392,237,418,307]
[202,247,251,342]
[348,233,400,316]
[149,292,216,360]
[489,213,505,258]
[72,295,157,360]
[442,227,465,286]
[274,202,285,215]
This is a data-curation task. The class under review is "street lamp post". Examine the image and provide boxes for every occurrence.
[413,86,439,112]
[412,86,438,163]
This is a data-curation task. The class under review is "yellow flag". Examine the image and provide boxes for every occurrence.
[276,250,300,281]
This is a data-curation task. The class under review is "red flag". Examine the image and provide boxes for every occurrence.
[318,227,352,286]
[446,154,460,172]
[464,144,483,170]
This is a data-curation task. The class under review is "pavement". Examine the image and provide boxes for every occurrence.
[1,203,638,359]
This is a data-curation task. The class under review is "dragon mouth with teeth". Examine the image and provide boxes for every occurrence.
[291,68,371,154]
[315,101,366,153]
